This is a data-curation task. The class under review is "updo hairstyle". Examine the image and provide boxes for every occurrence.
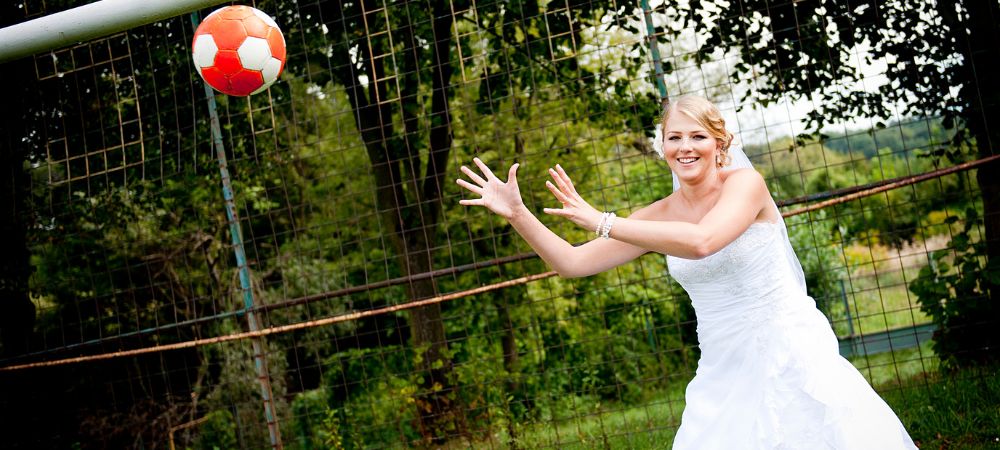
[659,95,734,167]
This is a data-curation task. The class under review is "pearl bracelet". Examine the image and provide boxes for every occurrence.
[595,212,610,236]
[601,212,616,239]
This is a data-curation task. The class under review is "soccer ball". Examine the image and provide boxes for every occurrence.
[191,5,286,97]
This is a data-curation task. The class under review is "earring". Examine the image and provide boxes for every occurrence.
[716,151,730,167]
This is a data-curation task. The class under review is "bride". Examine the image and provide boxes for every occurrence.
[456,95,917,449]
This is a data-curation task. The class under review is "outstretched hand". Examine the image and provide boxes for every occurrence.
[542,164,602,231]
[456,158,524,219]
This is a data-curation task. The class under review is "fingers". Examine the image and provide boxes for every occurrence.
[472,157,498,180]
[456,178,484,195]
[553,164,578,194]
[459,198,485,206]
[548,167,574,199]
[545,180,570,204]
[459,165,488,187]
[542,207,571,217]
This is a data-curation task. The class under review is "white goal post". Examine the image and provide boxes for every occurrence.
[0,0,229,63]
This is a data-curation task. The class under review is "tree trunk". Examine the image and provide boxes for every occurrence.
[0,7,36,359]
[329,0,460,439]
[962,0,1000,361]
[964,0,1000,261]
[401,231,462,443]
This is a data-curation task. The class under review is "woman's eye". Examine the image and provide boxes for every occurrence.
[667,136,681,141]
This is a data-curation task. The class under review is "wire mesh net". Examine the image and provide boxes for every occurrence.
[1,0,998,449]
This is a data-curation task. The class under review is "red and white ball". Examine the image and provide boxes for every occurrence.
[191,5,286,97]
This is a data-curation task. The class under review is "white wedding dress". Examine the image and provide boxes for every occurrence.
[666,220,918,449]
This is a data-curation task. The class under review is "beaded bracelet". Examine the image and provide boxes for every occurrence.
[601,212,617,239]
[595,212,610,236]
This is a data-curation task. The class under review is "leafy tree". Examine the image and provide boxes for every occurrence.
[657,0,1000,363]
[283,0,660,440]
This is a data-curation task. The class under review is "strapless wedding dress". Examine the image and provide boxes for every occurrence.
[667,221,917,449]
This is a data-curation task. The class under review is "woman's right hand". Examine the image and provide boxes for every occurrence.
[456,157,524,220]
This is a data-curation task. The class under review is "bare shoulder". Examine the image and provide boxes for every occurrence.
[721,168,768,195]
[721,168,765,186]
[720,168,778,222]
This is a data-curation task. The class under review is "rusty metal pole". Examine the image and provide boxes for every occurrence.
[191,11,283,449]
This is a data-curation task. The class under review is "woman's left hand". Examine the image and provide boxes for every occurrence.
[542,164,603,231]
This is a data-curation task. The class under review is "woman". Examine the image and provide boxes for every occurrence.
[456,95,917,449]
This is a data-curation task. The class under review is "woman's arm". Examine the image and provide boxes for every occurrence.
[457,158,652,278]
[545,165,772,259]
[505,200,667,277]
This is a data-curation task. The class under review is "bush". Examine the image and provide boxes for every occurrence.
[910,207,1000,367]
[194,409,237,450]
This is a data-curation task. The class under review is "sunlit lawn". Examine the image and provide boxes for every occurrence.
[850,340,940,387]
[823,240,939,338]
[505,389,686,449]
[452,343,998,449]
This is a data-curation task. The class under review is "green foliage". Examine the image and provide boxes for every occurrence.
[317,347,420,447]
[290,390,325,450]
[823,119,956,160]
[750,124,975,250]
[193,410,238,450]
[910,208,1000,368]
[319,408,345,450]
[290,391,347,450]
[784,209,843,311]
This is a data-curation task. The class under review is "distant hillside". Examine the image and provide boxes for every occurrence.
[821,117,954,159]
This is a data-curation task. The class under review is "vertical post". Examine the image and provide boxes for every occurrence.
[839,279,859,357]
[643,300,657,352]
[639,0,669,106]
[191,12,283,450]
[840,279,854,337]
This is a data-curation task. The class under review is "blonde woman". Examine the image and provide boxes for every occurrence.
[457,95,916,449]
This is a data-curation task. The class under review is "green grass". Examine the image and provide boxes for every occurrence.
[882,365,1000,449]
[450,345,998,449]
[505,392,685,449]
[849,340,940,387]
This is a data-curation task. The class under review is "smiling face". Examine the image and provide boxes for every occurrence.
[662,112,723,185]
[659,95,733,188]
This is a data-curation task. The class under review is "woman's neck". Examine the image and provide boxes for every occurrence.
[678,172,724,214]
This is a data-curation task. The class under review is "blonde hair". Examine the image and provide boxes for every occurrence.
[660,95,734,166]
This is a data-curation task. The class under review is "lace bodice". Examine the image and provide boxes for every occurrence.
[666,221,812,345]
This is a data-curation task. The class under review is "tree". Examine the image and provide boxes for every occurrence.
[658,0,1000,363]
[287,0,657,440]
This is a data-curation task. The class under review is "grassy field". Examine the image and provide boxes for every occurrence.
[850,340,940,387]
[449,343,998,449]
[459,386,688,449]
[823,240,941,338]
[881,358,1000,448]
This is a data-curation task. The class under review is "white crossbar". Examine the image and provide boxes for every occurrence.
[0,0,228,63]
